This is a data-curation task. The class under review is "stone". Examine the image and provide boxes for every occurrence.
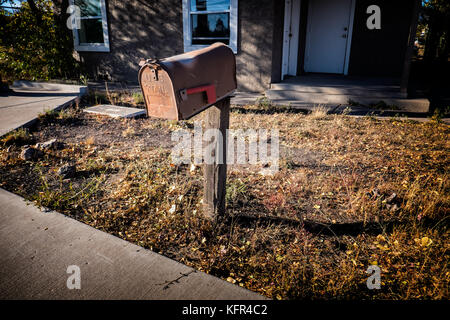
[386,193,397,204]
[57,164,76,178]
[20,147,41,161]
[35,138,64,150]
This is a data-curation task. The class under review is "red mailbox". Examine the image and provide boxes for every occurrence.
[138,42,237,120]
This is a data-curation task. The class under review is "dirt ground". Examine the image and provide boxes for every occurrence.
[0,104,448,300]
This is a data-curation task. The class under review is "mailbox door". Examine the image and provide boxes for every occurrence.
[138,43,237,121]
[161,43,237,120]
[139,64,179,120]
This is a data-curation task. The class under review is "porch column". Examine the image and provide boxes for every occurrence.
[400,0,421,97]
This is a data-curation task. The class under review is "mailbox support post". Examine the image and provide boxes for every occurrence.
[203,97,230,220]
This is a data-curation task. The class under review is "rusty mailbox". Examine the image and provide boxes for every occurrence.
[138,42,237,120]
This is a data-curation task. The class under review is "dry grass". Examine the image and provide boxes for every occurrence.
[0,104,448,300]
[308,105,329,119]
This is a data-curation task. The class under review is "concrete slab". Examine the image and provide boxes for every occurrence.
[268,75,430,113]
[0,81,87,137]
[84,104,146,118]
[0,188,265,300]
[266,92,430,113]
[231,92,264,106]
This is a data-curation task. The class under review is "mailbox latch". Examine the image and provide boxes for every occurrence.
[180,84,216,104]
[150,68,158,81]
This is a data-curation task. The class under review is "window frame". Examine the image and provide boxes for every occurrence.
[182,0,238,53]
[69,0,110,52]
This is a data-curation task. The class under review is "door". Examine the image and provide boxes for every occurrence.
[282,0,301,78]
[304,0,354,74]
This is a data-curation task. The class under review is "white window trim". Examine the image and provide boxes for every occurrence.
[182,0,238,53]
[69,0,110,52]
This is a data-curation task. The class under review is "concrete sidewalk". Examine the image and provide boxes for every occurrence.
[0,81,87,136]
[0,188,264,300]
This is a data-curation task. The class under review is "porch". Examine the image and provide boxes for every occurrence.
[265,74,430,113]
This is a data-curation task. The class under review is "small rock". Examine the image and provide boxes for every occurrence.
[57,164,76,178]
[386,193,397,204]
[35,139,64,150]
[20,147,41,161]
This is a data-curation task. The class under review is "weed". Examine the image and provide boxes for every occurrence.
[79,74,88,86]
[37,109,58,123]
[1,128,33,146]
[57,107,79,120]
[256,97,273,109]
[132,92,144,105]
[308,105,328,119]
[226,178,248,205]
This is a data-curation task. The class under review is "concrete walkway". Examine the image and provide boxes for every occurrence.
[0,81,87,136]
[0,188,264,299]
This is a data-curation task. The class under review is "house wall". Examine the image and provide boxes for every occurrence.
[238,0,275,92]
[71,0,275,92]
[78,0,184,83]
[348,0,415,77]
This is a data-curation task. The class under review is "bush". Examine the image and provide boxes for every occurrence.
[0,0,81,81]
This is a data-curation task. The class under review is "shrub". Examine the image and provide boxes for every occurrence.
[0,0,81,81]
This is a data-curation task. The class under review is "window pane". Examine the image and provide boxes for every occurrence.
[75,0,101,17]
[192,38,229,45]
[190,0,230,12]
[191,13,229,38]
[78,18,104,44]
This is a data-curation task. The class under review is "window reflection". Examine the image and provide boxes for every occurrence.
[192,13,230,38]
[75,0,101,17]
[190,0,230,45]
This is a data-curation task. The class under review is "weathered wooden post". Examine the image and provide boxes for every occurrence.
[138,43,236,221]
[203,97,230,220]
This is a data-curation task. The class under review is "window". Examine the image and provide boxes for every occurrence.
[69,0,110,52]
[183,0,237,53]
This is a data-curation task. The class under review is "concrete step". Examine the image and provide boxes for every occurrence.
[270,82,402,95]
[266,90,430,113]
[267,89,405,101]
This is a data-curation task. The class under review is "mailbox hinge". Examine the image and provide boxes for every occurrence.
[139,59,161,81]
[180,84,216,104]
